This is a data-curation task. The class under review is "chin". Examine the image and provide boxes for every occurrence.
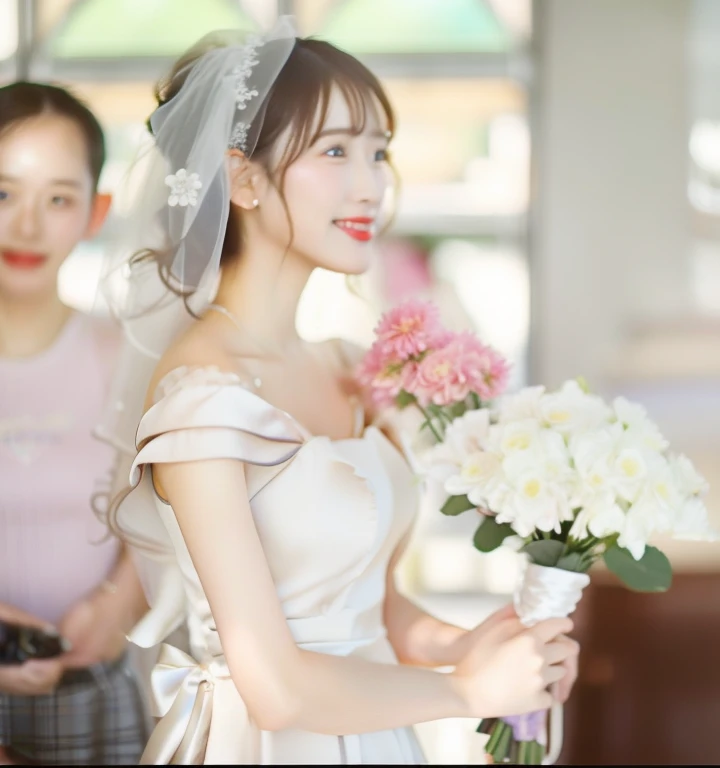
[0,269,59,300]
[315,242,377,276]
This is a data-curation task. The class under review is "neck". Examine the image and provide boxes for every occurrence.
[212,239,313,353]
[0,290,73,358]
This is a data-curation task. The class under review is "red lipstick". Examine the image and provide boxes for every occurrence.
[333,217,375,243]
[1,251,47,270]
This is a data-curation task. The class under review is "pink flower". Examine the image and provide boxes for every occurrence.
[461,334,511,401]
[356,341,408,407]
[374,299,449,361]
[410,332,510,407]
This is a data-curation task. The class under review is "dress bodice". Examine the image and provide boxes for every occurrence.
[116,365,424,764]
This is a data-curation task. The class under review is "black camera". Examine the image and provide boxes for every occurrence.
[0,620,70,665]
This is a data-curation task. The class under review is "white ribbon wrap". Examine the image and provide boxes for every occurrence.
[513,562,590,765]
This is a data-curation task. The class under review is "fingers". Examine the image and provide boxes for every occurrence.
[553,651,579,704]
[481,603,518,632]
[0,660,62,696]
[541,636,579,666]
[0,603,54,632]
[534,690,554,711]
[529,617,574,644]
[23,659,64,692]
[541,663,566,687]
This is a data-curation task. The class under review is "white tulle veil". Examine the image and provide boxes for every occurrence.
[95,17,296,457]
[92,18,297,602]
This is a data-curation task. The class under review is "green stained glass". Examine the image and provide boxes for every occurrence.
[51,0,255,58]
[319,0,511,54]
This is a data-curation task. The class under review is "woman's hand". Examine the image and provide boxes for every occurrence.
[442,603,517,666]
[451,612,576,718]
[0,602,65,696]
[57,589,126,670]
[0,658,64,696]
[550,633,580,704]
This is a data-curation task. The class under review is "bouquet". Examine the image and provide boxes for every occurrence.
[358,300,715,765]
[356,299,510,437]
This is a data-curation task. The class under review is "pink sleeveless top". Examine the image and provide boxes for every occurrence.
[0,312,121,625]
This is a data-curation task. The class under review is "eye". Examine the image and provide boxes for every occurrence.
[324,145,346,158]
[374,148,389,163]
[0,190,8,202]
[51,195,72,207]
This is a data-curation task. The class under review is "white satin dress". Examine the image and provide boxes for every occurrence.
[116,365,428,765]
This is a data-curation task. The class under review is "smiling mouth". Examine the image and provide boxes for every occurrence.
[333,218,376,242]
[1,250,48,270]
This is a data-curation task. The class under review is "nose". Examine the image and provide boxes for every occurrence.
[12,199,43,242]
[352,153,385,207]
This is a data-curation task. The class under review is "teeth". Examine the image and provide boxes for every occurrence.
[336,221,372,231]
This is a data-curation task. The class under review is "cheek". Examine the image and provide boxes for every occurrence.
[48,207,92,252]
[282,162,342,222]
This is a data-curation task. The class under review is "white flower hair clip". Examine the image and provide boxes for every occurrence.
[165,168,202,207]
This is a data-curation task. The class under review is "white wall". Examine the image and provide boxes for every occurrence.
[531,0,692,389]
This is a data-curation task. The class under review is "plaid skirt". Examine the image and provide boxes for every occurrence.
[0,653,149,766]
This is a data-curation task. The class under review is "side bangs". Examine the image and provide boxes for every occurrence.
[262,40,395,176]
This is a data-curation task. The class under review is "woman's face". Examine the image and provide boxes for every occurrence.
[256,86,392,276]
[0,115,96,300]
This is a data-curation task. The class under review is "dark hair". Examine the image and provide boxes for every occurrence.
[141,36,395,294]
[0,81,106,189]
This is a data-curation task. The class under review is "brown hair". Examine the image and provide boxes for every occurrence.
[0,81,106,189]
[140,35,395,298]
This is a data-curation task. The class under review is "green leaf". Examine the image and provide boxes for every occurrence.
[576,375,591,394]
[440,494,475,516]
[395,390,416,408]
[473,518,515,553]
[603,544,672,592]
[522,539,565,567]
[556,551,592,573]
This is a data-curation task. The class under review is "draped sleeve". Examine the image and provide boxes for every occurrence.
[115,365,305,649]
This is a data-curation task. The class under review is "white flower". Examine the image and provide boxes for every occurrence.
[613,396,669,452]
[618,491,662,560]
[165,168,202,207]
[444,450,503,505]
[669,454,709,498]
[570,493,626,540]
[424,409,492,484]
[642,458,683,526]
[611,446,650,504]
[672,497,718,541]
[539,380,612,437]
[493,467,574,537]
[497,386,545,423]
[491,418,543,458]
[444,408,493,458]
[570,425,619,499]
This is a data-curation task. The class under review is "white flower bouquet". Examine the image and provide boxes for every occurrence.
[425,378,715,764]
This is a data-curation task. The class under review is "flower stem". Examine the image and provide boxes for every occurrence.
[416,405,443,442]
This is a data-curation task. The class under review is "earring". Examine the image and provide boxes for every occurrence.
[251,199,259,209]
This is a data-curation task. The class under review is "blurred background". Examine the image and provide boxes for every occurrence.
[1,0,720,763]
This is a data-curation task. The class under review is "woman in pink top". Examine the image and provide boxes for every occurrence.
[0,82,148,765]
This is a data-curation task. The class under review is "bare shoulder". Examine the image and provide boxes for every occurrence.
[144,318,240,410]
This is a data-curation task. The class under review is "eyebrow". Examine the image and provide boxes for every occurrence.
[0,173,84,188]
[315,128,391,140]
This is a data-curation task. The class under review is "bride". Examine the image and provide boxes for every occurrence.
[99,17,579,765]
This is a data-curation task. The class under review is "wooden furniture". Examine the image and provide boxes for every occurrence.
[559,572,720,765]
